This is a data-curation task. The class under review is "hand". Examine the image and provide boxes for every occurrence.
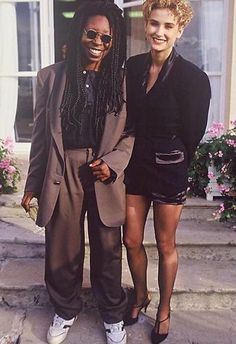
[21,191,36,212]
[89,159,111,182]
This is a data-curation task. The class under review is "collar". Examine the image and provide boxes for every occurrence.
[142,48,179,87]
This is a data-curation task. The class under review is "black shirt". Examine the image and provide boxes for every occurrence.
[62,70,99,149]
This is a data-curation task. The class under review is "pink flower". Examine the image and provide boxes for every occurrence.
[217,184,230,193]
[212,210,221,220]
[7,165,16,174]
[204,186,212,193]
[0,159,10,170]
[3,137,14,152]
[219,203,225,213]
[226,139,236,147]
[207,122,224,137]
[208,171,215,179]
[214,150,224,157]
[221,164,228,173]
[0,139,19,193]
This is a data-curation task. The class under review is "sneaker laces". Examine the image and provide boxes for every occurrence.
[52,315,66,328]
[108,322,124,333]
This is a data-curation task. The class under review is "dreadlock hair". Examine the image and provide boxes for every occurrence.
[61,0,126,139]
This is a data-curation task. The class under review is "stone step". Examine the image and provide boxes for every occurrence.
[1,217,236,261]
[0,195,222,220]
[1,306,235,344]
[0,307,236,344]
[0,256,235,311]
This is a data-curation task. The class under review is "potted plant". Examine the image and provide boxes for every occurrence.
[188,121,236,222]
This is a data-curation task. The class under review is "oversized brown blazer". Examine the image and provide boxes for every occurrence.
[24,61,134,228]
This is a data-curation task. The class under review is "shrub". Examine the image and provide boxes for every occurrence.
[0,137,21,194]
[188,121,236,222]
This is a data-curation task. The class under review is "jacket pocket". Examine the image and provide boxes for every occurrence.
[155,150,184,165]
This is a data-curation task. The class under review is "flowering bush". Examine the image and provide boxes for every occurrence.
[0,137,21,194]
[188,121,236,222]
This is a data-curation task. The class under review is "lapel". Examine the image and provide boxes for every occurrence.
[98,112,116,157]
[49,63,66,161]
[98,105,126,158]
[97,75,127,158]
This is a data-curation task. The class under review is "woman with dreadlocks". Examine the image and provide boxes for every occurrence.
[21,2,134,344]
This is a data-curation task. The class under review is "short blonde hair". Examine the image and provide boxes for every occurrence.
[143,0,193,29]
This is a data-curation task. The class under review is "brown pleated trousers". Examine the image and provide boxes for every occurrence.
[45,149,127,323]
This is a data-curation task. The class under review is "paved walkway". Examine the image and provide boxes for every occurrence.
[0,306,236,344]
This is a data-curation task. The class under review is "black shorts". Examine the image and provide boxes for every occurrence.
[125,136,188,205]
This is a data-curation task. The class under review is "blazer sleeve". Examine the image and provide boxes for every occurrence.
[24,70,48,196]
[101,96,135,179]
[179,71,211,164]
[101,134,135,180]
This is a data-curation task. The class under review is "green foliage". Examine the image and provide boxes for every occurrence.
[188,121,236,222]
[0,137,21,194]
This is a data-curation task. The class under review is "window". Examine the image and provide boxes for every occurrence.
[0,0,53,145]
[54,0,79,63]
[17,2,41,72]
[15,2,40,141]
[124,6,148,57]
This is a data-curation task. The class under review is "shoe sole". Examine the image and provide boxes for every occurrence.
[47,332,68,344]
[106,332,127,344]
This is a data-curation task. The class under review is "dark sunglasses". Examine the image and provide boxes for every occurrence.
[84,29,112,44]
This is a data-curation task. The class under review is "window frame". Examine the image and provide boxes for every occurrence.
[10,0,54,151]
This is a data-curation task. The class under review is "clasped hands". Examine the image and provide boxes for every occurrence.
[89,159,111,182]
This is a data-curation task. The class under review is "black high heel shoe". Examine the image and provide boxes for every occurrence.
[151,312,170,344]
[124,294,151,326]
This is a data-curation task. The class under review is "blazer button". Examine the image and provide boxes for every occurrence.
[53,181,61,185]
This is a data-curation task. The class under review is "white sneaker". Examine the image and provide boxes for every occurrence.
[47,314,77,344]
[104,320,127,344]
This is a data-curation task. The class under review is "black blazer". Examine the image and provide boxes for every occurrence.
[126,50,211,163]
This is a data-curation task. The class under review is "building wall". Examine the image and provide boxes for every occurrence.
[229,1,236,125]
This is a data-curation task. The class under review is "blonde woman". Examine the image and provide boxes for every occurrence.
[123,1,211,343]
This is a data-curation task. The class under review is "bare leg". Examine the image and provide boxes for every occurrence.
[153,203,183,334]
[123,194,151,318]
